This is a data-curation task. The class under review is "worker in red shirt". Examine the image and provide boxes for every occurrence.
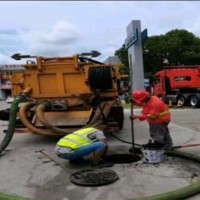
[130,89,173,149]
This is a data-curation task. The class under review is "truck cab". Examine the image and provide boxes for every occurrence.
[153,66,200,107]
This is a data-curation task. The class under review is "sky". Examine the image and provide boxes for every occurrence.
[0,1,200,64]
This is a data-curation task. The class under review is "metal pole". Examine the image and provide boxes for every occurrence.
[130,102,135,153]
[129,54,135,154]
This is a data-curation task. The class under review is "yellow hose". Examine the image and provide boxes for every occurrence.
[18,102,54,136]
[35,103,68,134]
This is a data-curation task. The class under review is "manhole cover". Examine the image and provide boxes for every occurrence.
[70,168,119,186]
[104,154,141,164]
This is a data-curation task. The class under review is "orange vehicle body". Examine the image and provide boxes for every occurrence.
[7,53,128,136]
[153,65,200,107]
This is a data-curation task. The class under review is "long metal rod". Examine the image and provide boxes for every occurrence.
[129,54,135,154]
[35,149,67,171]
[130,102,135,153]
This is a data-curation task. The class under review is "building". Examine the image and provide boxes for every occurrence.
[104,56,121,65]
[0,65,24,100]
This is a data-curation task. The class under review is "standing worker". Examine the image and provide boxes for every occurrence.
[130,89,173,149]
[55,125,112,166]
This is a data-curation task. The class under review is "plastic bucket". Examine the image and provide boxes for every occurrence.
[141,147,165,163]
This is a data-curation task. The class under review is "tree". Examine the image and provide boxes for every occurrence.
[164,29,200,65]
[114,44,129,74]
[115,29,200,81]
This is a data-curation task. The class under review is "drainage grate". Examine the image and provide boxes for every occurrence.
[70,168,119,186]
[104,154,141,164]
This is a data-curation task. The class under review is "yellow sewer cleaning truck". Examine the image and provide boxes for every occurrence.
[0,51,128,153]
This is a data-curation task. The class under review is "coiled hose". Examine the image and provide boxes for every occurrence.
[88,66,113,91]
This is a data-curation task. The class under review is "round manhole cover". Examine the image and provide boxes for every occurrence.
[70,168,119,186]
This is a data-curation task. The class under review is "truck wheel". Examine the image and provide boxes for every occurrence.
[117,119,124,130]
[177,95,186,106]
[107,105,124,130]
[189,95,200,107]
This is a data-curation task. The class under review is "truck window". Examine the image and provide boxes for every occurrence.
[174,76,191,81]
[154,77,160,84]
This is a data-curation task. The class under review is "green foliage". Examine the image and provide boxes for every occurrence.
[115,44,129,75]
[115,29,200,82]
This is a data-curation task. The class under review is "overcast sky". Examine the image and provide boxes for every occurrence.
[0,1,200,64]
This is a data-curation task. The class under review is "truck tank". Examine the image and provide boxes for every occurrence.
[0,51,128,154]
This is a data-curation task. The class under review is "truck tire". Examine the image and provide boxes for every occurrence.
[189,95,200,107]
[117,119,124,130]
[107,105,124,130]
[177,95,186,106]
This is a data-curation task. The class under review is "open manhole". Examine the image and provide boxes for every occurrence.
[70,168,119,186]
[104,153,141,164]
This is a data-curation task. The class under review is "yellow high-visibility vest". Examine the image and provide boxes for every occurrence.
[148,109,170,119]
[57,127,98,149]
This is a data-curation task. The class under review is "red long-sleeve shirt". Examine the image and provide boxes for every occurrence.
[141,96,170,123]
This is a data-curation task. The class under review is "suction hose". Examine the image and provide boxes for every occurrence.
[18,102,54,136]
[0,95,24,154]
[0,87,32,154]
[131,149,200,200]
[35,102,68,134]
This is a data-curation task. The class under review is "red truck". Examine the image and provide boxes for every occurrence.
[153,65,200,107]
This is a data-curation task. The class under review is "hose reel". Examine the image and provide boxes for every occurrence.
[88,66,113,91]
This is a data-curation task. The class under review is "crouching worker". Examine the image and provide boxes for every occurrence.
[130,89,173,149]
[55,125,112,167]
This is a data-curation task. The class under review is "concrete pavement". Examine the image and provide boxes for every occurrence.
[0,103,200,200]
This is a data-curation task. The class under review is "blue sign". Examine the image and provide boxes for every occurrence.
[125,29,138,49]
[141,28,148,43]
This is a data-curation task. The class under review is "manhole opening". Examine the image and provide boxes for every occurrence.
[104,154,141,164]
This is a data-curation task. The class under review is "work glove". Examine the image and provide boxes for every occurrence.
[129,115,138,120]
[129,115,146,121]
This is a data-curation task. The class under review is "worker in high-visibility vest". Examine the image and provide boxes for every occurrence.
[130,89,173,149]
[55,125,110,166]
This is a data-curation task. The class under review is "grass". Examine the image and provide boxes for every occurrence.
[0,193,31,200]
[122,103,141,109]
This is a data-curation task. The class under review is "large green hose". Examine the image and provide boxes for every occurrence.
[0,95,24,154]
[0,192,31,200]
[131,149,200,200]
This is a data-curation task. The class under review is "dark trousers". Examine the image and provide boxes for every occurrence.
[149,122,173,148]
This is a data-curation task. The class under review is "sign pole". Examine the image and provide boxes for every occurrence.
[129,54,135,153]
[126,20,146,154]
